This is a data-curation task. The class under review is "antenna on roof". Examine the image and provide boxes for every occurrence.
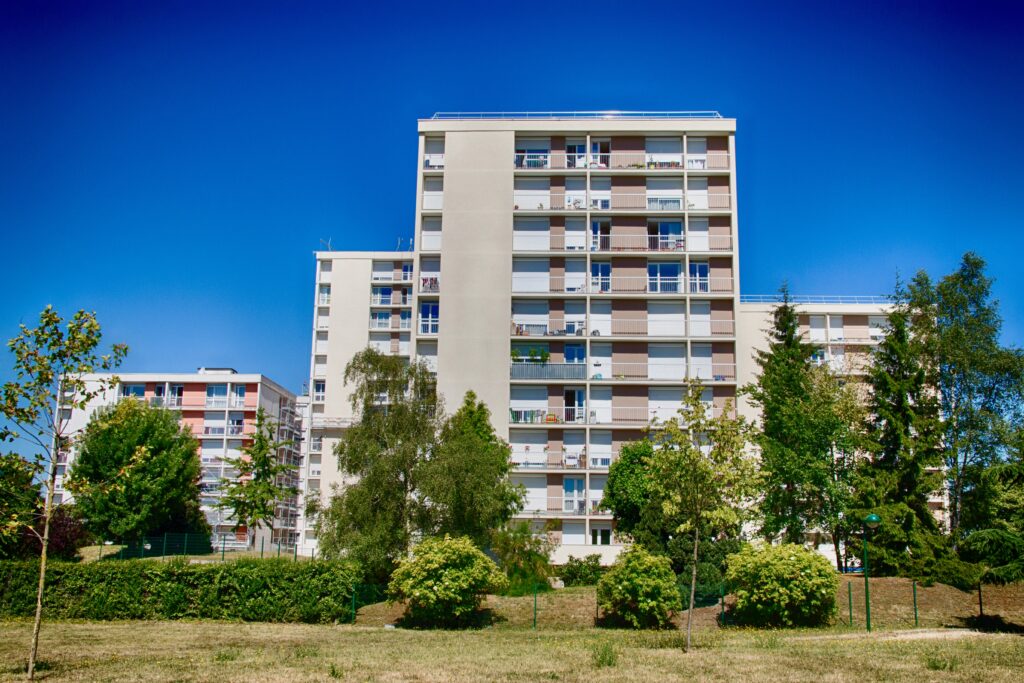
[319,238,332,251]
[396,237,402,251]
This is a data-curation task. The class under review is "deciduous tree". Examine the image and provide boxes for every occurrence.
[0,306,126,680]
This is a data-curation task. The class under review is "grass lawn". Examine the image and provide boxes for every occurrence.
[1,581,1021,682]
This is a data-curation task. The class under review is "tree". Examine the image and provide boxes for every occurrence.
[742,285,823,543]
[67,399,208,542]
[0,306,126,680]
[851,298,949,576]
[217,407,298,546]
[314,349,519,582]
[0,452,40,559]
[314,348,441,581]
[647,385,759,650]
[419,391,522,545]
[804,366,867,571]
[602,439,656,537]
[907,254,1024,544]
[490,521,554,595]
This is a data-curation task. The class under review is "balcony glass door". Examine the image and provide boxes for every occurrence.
[591,262,611,293]
[648,262,680,293]
[563,477,585,514]
[689,262,710,293]
[564,388,585,424]
[419,302,439,334]
[649,221,683,251]
[565,139,586,169]
[590,220,611,251]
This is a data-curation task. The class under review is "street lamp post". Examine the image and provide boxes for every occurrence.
[862,513,881,632]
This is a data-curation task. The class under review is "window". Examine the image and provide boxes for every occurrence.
[564,344,585,364]
[689,261,709,293]
[120,384,144,398]
[869,315,889,340]
[169,384,184,407]
[231,384,246,408]
[206,384,227,407]
[563,477,585,514]
[590,262,611,293]
[318,284,331,305]
[371,287,392,305]
[371,311,390,329]
[310,435,323,453]
[227,413,244,435]
[313,380,326,402]
[590,220,610,251]
[401,263,414,281]
[400,310,412,329]
[419,302,439,335]
[648,221,683,251]
[648,263,680,293]
[591,528,612,545]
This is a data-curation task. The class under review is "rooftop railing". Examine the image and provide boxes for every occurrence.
[431,111,724,120]
[740,294,890,305]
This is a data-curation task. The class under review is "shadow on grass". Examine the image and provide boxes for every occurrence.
[393,607,507,630]
[954,614,1024,634]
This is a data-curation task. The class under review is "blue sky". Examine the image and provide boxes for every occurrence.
[1,0,1022,393]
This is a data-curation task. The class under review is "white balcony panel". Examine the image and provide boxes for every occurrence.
[650,388,683,422]
[510,430,547,468]
[590,301,611,336]
[513,474,547,513]
[422,178,444,210]
[590,431,613,468]
[686,177,708,210]
[512,258,549,292]
[649,302,685,336]
[563,521,585,544]
[691,343,714,380]
[648,344,687,380]
[688,217,710,251]
[689,301,712,336]
[513,218,550,251]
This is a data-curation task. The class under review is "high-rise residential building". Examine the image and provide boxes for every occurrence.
[299,111,891,562]
[55,368,304,550]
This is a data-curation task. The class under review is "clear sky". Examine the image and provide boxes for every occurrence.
[1,0,1022,393]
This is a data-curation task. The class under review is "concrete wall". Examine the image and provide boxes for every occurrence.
[435,130,515,436]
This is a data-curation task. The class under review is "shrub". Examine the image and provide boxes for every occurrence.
[491,522,553,596]
[597,546,681,629]
[561,554,604,587]
[0,558,360,623]
[388,535,508,627]
[591,640,618,668]
[725,543,838,627]
[925,556,985,591]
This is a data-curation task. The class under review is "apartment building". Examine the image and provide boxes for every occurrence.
[55,368,304,550]
[300,111,892,563]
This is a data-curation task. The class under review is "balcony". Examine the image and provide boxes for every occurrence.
[509,361,587,381]
[205,397,228,409]
[510,321,587,337]
[512,152,730,171]
[227,425,245,436]
[370,294,410,306]
[510,449,587,470]
[589,362,736,383]
[318,294,331,305]
[509,406,587,425]
[419,276,440,293]
[419,319,439,336]
[423,153,445,170]
[202,426,226,436]
[312,416,353,430]
[588,234,732,253]
[229,398,246,409]
[509,275,734,295]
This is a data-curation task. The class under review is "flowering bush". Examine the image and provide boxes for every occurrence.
[597,546,681,629]
[387,535,507,627]
[725,543,838,627]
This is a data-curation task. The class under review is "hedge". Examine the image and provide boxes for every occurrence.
[0,559,361,623]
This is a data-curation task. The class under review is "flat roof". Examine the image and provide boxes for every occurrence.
[428,111,724,120]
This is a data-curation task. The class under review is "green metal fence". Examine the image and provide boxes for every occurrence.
[106,533,213,560]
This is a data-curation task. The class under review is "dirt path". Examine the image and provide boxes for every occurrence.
[789,628,983,642]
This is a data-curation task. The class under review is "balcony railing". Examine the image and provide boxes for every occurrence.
[227,425,245,436]
[419,319,439,335]
[205,397,228,408]
[590,235,685,252]
[589,362,736,382]
[512,151,730,170]
[311,415,353,429]
[202,426,226,436]
[370,295,410,306]
[510,449,588,469]
[509,406,588,425]
[318,294,331,305]
[423,153,445,169]
[229,398,246,409]
[419,276,440,293]
[510,276,734,295]
[509,361,587,380]
[510,321,587,337]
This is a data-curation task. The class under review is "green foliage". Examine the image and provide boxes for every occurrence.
[906,254,1024,541]
[419,392,523,546]
[67,399,208,542]
[959,529,1024,584]
[848,503,951,578]
[315,350,518,583]
[925,556,985,592]
[725,543,838,627]
[217,407,298,541]
[560,554,604,587]
[596,546,681,629]
[591,641,618,668]
[490,522,553,596]
[387,535,507,627]
[742,285,822,543]
[0,453,40,558]
[602,440,655,535]
[664,535,743,597]
[0,558,361,622]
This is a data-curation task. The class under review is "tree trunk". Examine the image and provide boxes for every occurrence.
[27,458,57,680]
[685,525,700,652]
